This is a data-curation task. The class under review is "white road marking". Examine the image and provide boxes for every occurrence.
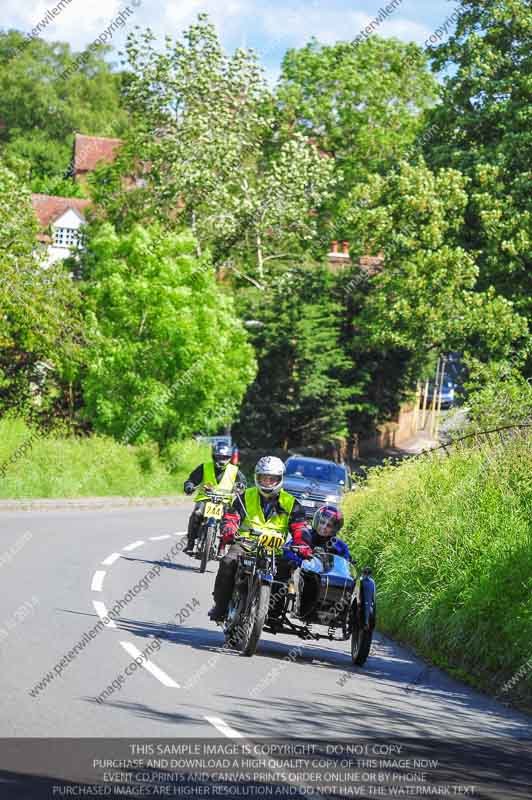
[149,535,171,541]
[93,601,117,628]
[120,641,180,688]
[91,570,106,592]
[204,716,244,738]
[102,552,121,566]
[123,540,144,552]
[173,532,187,537]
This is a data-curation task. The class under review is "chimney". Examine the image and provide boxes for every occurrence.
[327,239,351,273]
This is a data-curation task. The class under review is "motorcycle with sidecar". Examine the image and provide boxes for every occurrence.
[222,528,376,664]
[265,543,376,665]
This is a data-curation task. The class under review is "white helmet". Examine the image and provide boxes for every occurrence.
[255,456,285,498]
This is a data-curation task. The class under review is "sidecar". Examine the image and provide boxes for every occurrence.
[264,548,376,666]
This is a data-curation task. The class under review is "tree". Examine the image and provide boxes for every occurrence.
[336,159,529,438]
[276,36,438,245]
[424,0,532,327]
[233,263,352,450]
[0,31,128,189]
[92,15,334,276]
[80,222,256,447]
[0,162,83,421]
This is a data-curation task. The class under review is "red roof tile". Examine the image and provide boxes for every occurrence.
[31,194,92,228]
[74,134,123,173]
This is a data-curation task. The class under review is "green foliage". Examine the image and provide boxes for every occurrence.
[276,36,438,244]
[93,15,335,276]
[336,160,528,432]
[464,364,532,430]
[163,438,211,476]
[0,30,128,182]
[425,0,532,326]
[80,222,257,446]
[345,159,527,356]
[335,159,528,435]
[0,161,83,420]
[0,417,204,498]
[30,175,87,199]
[344,434,532,711]
[234,264,352,448]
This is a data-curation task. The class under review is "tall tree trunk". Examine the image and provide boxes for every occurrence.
[192,211,202,258]
[256,232,264,279]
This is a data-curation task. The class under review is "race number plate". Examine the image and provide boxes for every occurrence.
[205,502,223,519]
[258,532,285,550]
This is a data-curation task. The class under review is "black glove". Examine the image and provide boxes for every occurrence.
[184,481,195,495]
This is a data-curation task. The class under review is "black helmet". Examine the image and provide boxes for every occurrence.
[212,442,232,468]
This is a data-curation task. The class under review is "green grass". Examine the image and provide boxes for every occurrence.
[0,418,210,499]
[343,433,532,712]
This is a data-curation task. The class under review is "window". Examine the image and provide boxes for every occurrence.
[285,459,347,485]
[53,227,79,247]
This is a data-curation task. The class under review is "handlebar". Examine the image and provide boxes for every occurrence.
[203,488,235,502]
[290,544,357,566]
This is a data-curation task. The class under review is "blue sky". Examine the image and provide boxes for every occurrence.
[2,0,459,78]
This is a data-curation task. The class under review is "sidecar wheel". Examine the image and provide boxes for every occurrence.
[351,622,372,666]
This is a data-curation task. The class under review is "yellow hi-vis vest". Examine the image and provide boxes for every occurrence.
[196,461,239,502]
[239,487,295,545]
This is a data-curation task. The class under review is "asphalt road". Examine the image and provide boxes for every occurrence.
[0,504,530,797]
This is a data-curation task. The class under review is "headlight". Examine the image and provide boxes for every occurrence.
[326,495,339,503]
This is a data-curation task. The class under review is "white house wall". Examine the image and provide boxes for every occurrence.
[37,207,86,267]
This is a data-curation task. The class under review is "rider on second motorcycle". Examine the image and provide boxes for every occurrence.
[183,442,247,555]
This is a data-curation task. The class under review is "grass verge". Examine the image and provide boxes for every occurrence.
[0,418,209,499]
[343,431,532,713]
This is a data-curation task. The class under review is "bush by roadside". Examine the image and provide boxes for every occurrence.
[343,431,532,713]
[0,418,209,499]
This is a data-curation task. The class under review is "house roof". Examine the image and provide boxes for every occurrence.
[74,133,123,173]
[31,194,92,228]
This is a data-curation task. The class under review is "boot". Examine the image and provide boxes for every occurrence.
[184,536,195,555]
[208,603,227,621]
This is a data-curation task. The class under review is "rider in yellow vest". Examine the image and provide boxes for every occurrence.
[208,456,312,621]
[184,443,246,554]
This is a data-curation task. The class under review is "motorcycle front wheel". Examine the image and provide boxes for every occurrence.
[241,581,271,657]
[224,585,247,650]
[200,524,215,574]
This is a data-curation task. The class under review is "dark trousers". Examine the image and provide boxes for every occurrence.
[187,501,206,546]
[212,544,296,615]
[213,543,246,611]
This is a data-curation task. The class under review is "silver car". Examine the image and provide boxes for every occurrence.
[283,456,352,517]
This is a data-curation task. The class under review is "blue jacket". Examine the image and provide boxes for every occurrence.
[310,531,351,561]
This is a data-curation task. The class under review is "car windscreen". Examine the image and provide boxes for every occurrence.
[285,460,346,484]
